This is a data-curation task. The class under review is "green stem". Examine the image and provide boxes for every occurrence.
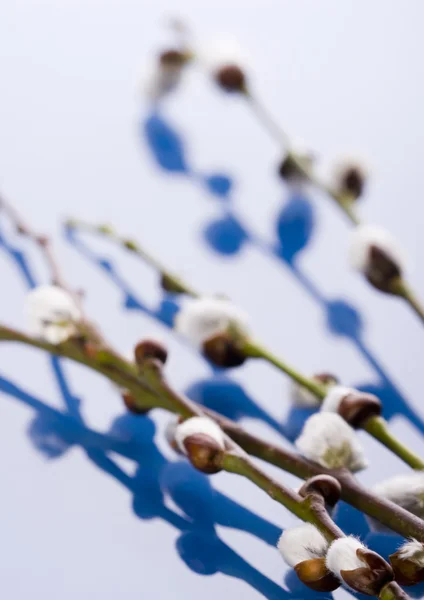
[365,416,424,470]
[222,451,343,543]
[66,219,199,298]
[1,323,424,540]
[243,339,327,399]
[244,94,361,226]
[379,582,410,600]
[392,278,424,326]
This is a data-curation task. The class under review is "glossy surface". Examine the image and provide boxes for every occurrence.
[0,2,424,598]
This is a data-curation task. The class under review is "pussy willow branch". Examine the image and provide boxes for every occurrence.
[0,194,85,313]
[0,325,412,598]
[0,206,343,542]
[242,88,424,325]
[1,323,423,543]
[66,219,424,471]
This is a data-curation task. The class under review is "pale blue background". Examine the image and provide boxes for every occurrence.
[0,1,424,599]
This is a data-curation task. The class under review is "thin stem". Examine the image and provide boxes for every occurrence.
[66,219,198,298]
[244,93,361,226]
[243,339,327,399]
[223,451,343,543]
[365,416,424,470]
[0,194,83,311]
[1,322,424,541]
[392,278,424,326]
[66,218,424,470]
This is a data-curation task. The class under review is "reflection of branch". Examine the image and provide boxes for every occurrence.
[0,322,423,545]
[65,219,424,471]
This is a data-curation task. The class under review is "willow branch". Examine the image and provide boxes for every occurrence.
[65,218,424,470]
[242,89,424,325]
[1,323,424,543]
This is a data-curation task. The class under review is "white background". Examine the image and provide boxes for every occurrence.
[0,1,424,598]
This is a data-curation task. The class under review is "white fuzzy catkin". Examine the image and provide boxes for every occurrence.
[321,386,354,413]
[372,472,424,520]
[200,35,249,76]
[25,285,81,345]
[397,539,424,566]
[326,537,367,582]
[331,157,369,195]
[295,413,367,472]
[349,225,406,275]
[174,417,225,455]
[290,380,321,408]
[174,296,250,348]
[277,523,329,567]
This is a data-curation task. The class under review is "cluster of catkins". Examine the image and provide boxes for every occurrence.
[24,283,424,592]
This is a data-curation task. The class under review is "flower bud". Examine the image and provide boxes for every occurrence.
[277,149,314,184]
[174,297,250,367]
[202,331,246,368]
[159,273,187,294]
[291,373,339,408]
[295,558,340,592]
[295,413,367,472]
[145,47,191,102]
[350,225,406,294]
[326,537,393,595]
[331,157,369,200]
[134,339,168,366]
[278,523,339,591]
[202,36,249,93]
[372,472,424,522]
[298,475,341,509]
[122,391,150,415]
[174,417,225,474]
[321,385,381,428]
[390,539,424,586]
[25,284,82,345]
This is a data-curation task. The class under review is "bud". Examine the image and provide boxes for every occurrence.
[134,339,168,366]
[321,385,381,428]
[122,391,150,415]
[326,537,393,595]
[295,558,340,592]
[145,47,191,102]
[202,36,249,93]
[25,284,82,345]
[174,417,225,474]
[390,539,424,586]
[291,373,338,408]
[174,297,250,367]
[160,273,187,295]
[331,157,369,200]
[350,225,406,294]
[295,413,367,472]
[278,523,339,591]
[371,472,424,522]
[298,475,341,509]
[202,331,246,368]
[278,148,314,184]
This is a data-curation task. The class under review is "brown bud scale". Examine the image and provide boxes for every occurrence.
[203,332,246,368]
[295,558,340,592]
[215,64,246,93]
[366,245,401,293]
[134,339,168,366]
[338,391,381,429]
[298,474,341,508]
[183,432,224,474]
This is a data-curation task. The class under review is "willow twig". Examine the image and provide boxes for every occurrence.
[1,323,423,543]
[66,218,424,470]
